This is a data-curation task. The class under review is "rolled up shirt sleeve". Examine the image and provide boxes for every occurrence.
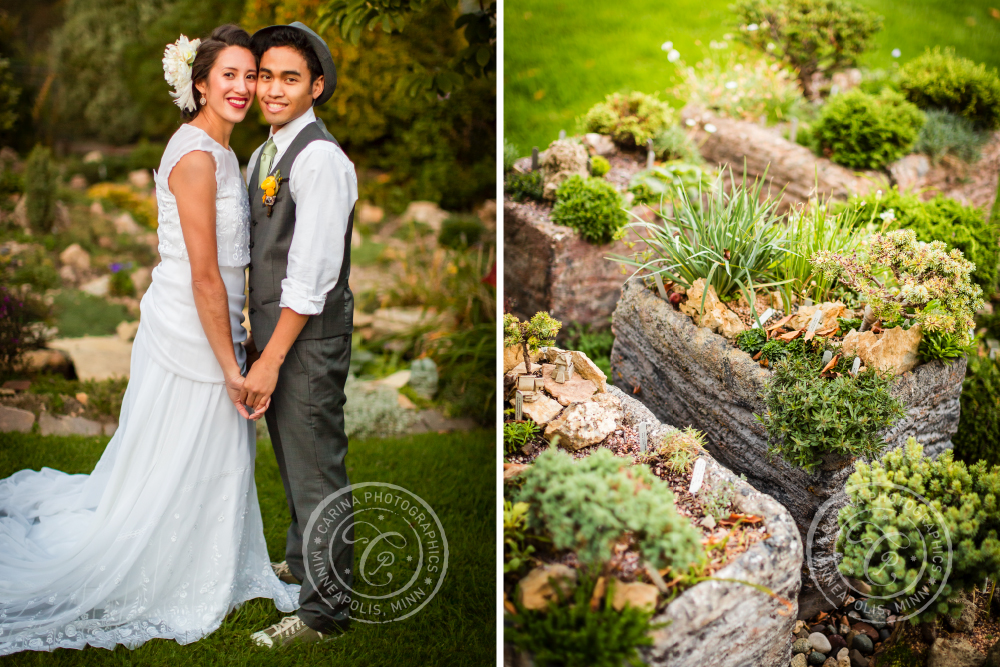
[278,142,359,316]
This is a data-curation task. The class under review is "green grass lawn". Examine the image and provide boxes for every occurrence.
[0,429,495,666]
[504,0,1000,152]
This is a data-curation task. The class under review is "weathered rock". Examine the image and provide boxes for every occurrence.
[829,635,847,654]
[502,200,638,335]
[517,564,577,611]
[541,364,596,406]
[611,581,659,612]
[792,654,808,667]
[890,154,931,194]
[794,638,814,654]
[582,133,616,156]
[48,336,133,380]
[39,413,102,437]
[852,635,873,655]
[945,591,977,633]
[681,104,883,210]
[80,275,110,297]
[539,139,589,201]
[59,243,91,271]
[503,463,530,481]
[358,202,384,225]
[544,398,619,450]
[611,280,965,601]
[103,421,117,437]
[849,649,869,667]
[679,279,746,339]
[787,302,854,332]
[810,632,833,653]
[927,637,985,667]
[367,307,449,339]
[842,326,922,375]
[822,658,838,667]
[809,651,827,665]
[399,201,449,231]
[520,394,563,426]
[113,212,141,235]
[0,406,35,433]
[852,622,878,641]
[984,637,1000,667]
[128,169,152,189]
[503,345,523,374]
[535,347,607,392]
[21,349,72,374]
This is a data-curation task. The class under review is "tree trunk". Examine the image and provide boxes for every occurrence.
[859,304,877,333]
[521,340,532,375]
[919,620,936,644]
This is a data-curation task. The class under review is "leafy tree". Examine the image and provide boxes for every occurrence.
[503,311,561,374]
[0,59,21,133]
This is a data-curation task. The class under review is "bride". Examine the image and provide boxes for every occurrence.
[0,25,298,654]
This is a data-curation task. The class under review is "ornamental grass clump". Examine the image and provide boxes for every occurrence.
[614,170,790,321]
[811,229,984,346]
[582,91,674,148]
[836,438,1000,624]
[515,448,703,572]
[551,175,629,245]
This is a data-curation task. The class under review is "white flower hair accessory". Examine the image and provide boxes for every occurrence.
[162,35,202,113]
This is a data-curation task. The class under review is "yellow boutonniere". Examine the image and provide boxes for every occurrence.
[261,170,282,217]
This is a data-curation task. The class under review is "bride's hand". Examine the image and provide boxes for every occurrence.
[225,374,253,419]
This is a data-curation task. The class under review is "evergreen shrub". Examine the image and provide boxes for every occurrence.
[815,89,925,169]
[551,176,628,245]
[899,48,1000,130]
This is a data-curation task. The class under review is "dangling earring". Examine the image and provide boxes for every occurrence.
[200,95,207,105]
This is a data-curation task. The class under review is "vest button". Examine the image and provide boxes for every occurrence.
[252,221,257,226]
[249,308,256,315]
[249,287,253,293]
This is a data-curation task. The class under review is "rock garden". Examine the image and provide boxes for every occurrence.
[503,0,1000,665]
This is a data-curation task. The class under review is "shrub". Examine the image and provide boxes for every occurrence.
[758,345,906,471]
[651,125,701,163]
[733,0,883,97]
[812,229,984,345]
[582,92,674,148]
[836,438,1000,624]
[815,89,925,169]
[679,55,805,123]
[589,155,611,177]
[343,375,419,440]
[914,110,989,164]
[506,573,656,667]
[86,183,157,229]
[504,139,520,173]
[503,500,536,574]
[551,175,628,245]
[505,170,544,203]
[735,327,768,355]
[952,355,1000,467]
[899,48,1000,130]
[628,163,713,207]
[10,247,59,291]
[0,286,49,377]
[503,311,561,374]
[24,145,58,234]
[429,321,496,425]
[515,448,703,571]
[504,420,540,456]
[851,188,999,299]
[615,171,790,306]
[438,215,485,249]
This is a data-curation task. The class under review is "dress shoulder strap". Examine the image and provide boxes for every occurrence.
[154,124,224,190]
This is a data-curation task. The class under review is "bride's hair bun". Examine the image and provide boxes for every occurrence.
[164,24,252,120]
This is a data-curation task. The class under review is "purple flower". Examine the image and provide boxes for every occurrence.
[110,262,123,273]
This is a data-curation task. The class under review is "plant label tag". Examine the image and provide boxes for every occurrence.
[639,422,647,453]
[803,298,814,308]
[822,350,833,366]
[752,308,775,329]
[807,308,824,334]
[653,273,668,300]
[689,458,706,495]
[515,391,523,421]
[531,146,539,171]
[851,357,862,375]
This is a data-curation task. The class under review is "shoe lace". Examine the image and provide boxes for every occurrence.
[272,615,305,638]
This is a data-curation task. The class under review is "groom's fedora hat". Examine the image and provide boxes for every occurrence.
[251,21,337,106]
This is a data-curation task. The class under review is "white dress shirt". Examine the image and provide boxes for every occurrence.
[246,107,359,316]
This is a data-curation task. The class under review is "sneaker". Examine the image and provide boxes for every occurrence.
[251,614,328,648]
[271,560,301,585]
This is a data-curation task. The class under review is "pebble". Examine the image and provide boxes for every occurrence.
[794,620,807,634]
[810,624,826,634]
[796,630,811,640]
[809,632,832,653]
[793,638,813,655]
[791,654,808,667]
[808,651,827,665]
[822,659,838,667]
[849,648,868,667]
[828,634,847,653]
[852,634,873,656]
[851,622,878,641]
[845,630,857,647]
[878,628,890,642]
[838,622,851,636]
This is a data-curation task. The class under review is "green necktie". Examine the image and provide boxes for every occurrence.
[257,138,277,187]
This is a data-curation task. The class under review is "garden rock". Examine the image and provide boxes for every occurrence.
[48,336,133,381]
[582,133,615,156]
[399,201,449,231]
[841,325,922,375]
[540,364,596,405]
[81,275,110,297]
[927,637,985,667]
[611,280,965,602]
[116,320,140,342]
[114,212,141,235]
[787,302,853,332]
[889,154,931,193]
[851,634,873,655]
[539,139,588,200]
[679,280,745,339]
[849,649,869,667]
[794,638,813,654]
[503,345,522,374]
[59,243,90,271]
[809,652,827,665]
[829,635,847,653]
[852,622,878,641]
[945,592,977,633]
[822,659,838,667]
[792,654,808,667]
[810,633,832,653]
[535,347,607,392]
[544,398,618,450]
[39,413,102,437]
[0,406,35,433]
[517,564,577,611]
[610,581,658,612]
[520,394,563,426]
[128,169,151,189]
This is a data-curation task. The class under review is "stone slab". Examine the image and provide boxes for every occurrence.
[39,413,102,437]
[0,406,35,433]
[47,336,133,381]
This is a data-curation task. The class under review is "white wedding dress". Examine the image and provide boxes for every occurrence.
[0,124,299,655]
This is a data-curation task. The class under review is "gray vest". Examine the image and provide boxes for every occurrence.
[247,121,354,348]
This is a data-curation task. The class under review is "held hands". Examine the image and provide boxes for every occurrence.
[241,352,280,417]
[225,373,270,421]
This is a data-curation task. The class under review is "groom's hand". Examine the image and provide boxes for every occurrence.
[225,374,253,419]
[243,354,280,415]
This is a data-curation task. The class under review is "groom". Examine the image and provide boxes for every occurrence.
[240,22,358,648]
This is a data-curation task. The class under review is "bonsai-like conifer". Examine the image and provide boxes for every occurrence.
[503,311,561,374]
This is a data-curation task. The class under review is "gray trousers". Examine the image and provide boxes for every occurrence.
[263,333,353,633]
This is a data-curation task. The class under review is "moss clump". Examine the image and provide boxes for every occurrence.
[589,154,611,177]
[551,175,628,245]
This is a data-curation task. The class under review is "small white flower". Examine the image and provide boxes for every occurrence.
[747,23,759,31]
[880,208,896,222]
[685,118,696,127]
[667,49,681,62]
[725,81,738,89]
[891,48,901,58]
[661,41,673,51]
[704,123,717,133]
[723,33,733,40]
[767,42,776,51]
